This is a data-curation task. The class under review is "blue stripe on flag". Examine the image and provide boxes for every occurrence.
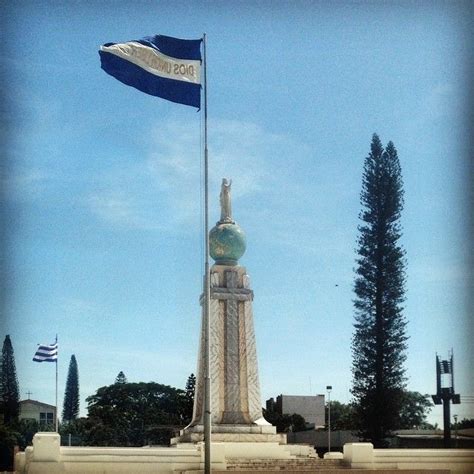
[140,35,202,60]
[99,51,201,107]
[37,344,58,351]
[33,343,58,362]
[34,350,58,357]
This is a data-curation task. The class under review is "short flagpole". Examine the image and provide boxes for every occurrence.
[203,33,212,474]
[55,334,59,432]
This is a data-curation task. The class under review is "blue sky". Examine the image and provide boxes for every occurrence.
[2,1,472,427]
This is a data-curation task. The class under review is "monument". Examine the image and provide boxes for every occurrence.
[173,179,285,447]
[19,180,474,472]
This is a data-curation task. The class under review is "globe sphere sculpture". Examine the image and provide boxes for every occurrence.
[209,222,246,266]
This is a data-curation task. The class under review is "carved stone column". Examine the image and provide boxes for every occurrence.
[173,264,284,443]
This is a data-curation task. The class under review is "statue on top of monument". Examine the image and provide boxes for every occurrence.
[219,178,233,223]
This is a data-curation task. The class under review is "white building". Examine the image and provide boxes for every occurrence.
[19,399,56,427]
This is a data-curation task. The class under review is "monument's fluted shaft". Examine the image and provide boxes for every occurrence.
[191,265,265,426]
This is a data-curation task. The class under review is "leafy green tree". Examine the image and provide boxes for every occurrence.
[183,373,196,422]
[12,419,41,449]
[351,134,407,447]
[1,335,20,424]
[454,418,474,430]
[62,355,79,422]
[397,391,433,429]
[323,395,431,432]
[115,371,127,384]
[262,408,307,433]
[59,417,92,446]
[0,422,20,470]
[85,382,187,446]
[325,401,356,431]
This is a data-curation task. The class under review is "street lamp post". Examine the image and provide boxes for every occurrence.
[326,385,332,453]
[453,414,458,448]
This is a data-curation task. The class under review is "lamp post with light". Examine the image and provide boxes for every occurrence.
[326,385,332,453]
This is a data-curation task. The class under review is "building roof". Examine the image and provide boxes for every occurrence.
[20,399,56,409]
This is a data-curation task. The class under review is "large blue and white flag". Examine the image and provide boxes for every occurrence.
[99,34,202,108]
[33,342,58,363]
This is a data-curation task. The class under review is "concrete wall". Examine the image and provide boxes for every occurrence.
[19,434,474,474]
[343,442,474,474]
[15,433,220,474]
[16,433,312,473]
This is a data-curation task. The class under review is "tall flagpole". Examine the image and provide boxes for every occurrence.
[203,33,212,474]
[55,334,59,432]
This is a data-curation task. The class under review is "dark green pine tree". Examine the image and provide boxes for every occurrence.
[115,371,127,384]
[62,355,79,422]
[1,335,20,424]
[184,373,196,422]
[351,134,408,447]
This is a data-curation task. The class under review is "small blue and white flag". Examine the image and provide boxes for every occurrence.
[99,34,202,108]
[33,343,58,362]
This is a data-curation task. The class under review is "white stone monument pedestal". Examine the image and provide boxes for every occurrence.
[172,264,287,450]
[173,423,285,444]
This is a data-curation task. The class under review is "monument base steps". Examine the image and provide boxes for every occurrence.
[225,457,351,470]
[173,433,287,444]
[172,424,287,446]
[212,470,449,474]
[173,441,296,460]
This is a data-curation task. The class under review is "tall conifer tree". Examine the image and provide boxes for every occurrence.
[115,371,127,384]
[62,355,79,422]
[184,373,196,421]
[351,134,407,446]
[1,335,20,424]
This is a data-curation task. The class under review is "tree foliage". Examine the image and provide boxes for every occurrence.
[183,373,196,422]
[397,391,433,429]
[85,382,188,446]
[11,418,55,449]
[0,422,20,471]
[263,403,307,433]
[62,355,79,422]
[115,371,127,384]
[454,418,474,430]
[1,335,20,424]
[323,394,431,432]
[351,134,407,446]
[325,401,357,431]
[263,408,307,433]
[59,417,94,446]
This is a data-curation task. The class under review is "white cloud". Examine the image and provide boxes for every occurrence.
[1,168,51,202]
[423,83,455,121]
[87,191,167,231]
[87,118,308,232]
[408,258,470,285]
[400,82,460,145]
[147,118,289,198]
[59,297,100,315]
